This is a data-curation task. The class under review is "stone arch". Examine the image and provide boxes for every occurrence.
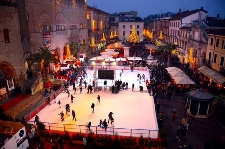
[0,61,16,79]
[69,13,78,24]
[56,12,66,24]
[39,13,52,25]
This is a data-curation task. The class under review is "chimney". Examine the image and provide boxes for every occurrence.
[200,7,203,10]
[179,8,181,13]
[217,14,220,18]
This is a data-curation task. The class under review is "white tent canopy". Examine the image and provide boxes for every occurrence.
[174,77,195,84]
[116,58,126,61]
[170,71,188,78]
[100,51,119,55]
[127,57,142,60]
[165,67,182,73]
[104,58,116,62]
[90,56,104,61]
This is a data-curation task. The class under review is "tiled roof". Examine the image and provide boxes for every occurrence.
[170,8,207,21]
[87,5,109,15]
[206,17,225,27]
[206,29,225,36]
[119,17,143,22]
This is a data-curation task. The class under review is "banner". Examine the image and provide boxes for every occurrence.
[43,32,51,47]
[7,78,14,91]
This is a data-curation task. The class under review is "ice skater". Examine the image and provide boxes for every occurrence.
[79,85,82,94]
[98,119,103,127]
[66,104,70,115]
[87,122,91,130]
[72,110,76,121]
[71,95,75,103]
[74,86,77,94]
[59,111,64,121]
[97,95,100,102]
[132,83,134,91]
[108,112,114,124]
[53,94,56,103]
[91,103,95,113]
[103,119,108,131]
[57,100,61,108]
[66,88,70,97]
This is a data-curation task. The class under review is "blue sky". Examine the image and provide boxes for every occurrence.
[87,0,225,18]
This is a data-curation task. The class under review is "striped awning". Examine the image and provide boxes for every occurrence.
[198,66,225,84]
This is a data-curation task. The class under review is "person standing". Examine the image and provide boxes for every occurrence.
[91,103,95,113]
[66,88,70,97]
[74,86,77,94]
[103,119,108,131]
[132,83,134,91]
[156,102,160,114]
[72,110,76,121]
[66,104,70,115]
[83,137,87,149]
[79,85,82,94]
[59,111,64,121]
[84,80,87,89]
[53,94,56,103]
[97,95,100,102]
[71,95,75,103]
[172,109,177,121]
[57,137,64,149]
[57,100,61,108]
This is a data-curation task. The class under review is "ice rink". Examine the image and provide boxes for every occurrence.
[31,69,159,138]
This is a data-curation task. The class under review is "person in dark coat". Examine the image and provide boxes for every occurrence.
[156,102,160,114]
[97,95,100,102]
[58,111,64,121]
[103,119,108,131]
[91,103,95,113]
[57,137,64,149]
[132,83,134,91]
[72,110,76,121]
[71,95,75,103]
[172,109,177,121]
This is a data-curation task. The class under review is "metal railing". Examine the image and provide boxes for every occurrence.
[28,121,158,138]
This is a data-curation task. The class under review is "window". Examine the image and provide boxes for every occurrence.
[137,25,139,29]
[216,39,219,47]
[213,54,217,63]
[3,29,10,43]
[210,38,213,45]
[70,25,77,30]
[222,40,225,49]
[130,25,132,29]
[194,31,198,40]
[123,31,125,36]
[80,24,85,29]
[123,25,125,29]
[137,31,139,35]
[56,25,66,31]
[220,56,224,66]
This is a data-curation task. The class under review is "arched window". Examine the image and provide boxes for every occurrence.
[3,29,10,43]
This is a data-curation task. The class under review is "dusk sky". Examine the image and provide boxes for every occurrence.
[87,0,225,18]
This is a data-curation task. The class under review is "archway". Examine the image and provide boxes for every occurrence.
[0,61,16,79]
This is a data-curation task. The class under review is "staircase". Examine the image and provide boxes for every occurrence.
[21,75,43,95]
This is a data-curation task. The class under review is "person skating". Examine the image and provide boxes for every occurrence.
[79,85,82,93]
[97,95,100,102]
[72,110,76,121]
[132,83,134,91]
[87,122,91,130]
[59,111,64,121]
[57,100,61,108]
[66,104,70,115]
[74,86,77,94]
[66,88,70,97]
[71,94,75,103]
[34,115,39,125]
[103,119,108,131]
[108,112,113,124]
[98,119,103,128]
[91,103,95,113]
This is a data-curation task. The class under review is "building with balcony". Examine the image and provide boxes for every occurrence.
[87,5,109,50]
[200,29,225,85]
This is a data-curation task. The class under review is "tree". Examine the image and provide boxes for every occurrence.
[129,25,139,44]
[28,47,59,83]
[157,43,178,67]
[70,40,86,59]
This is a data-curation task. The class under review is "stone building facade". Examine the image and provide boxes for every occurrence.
[0,4,26,87]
